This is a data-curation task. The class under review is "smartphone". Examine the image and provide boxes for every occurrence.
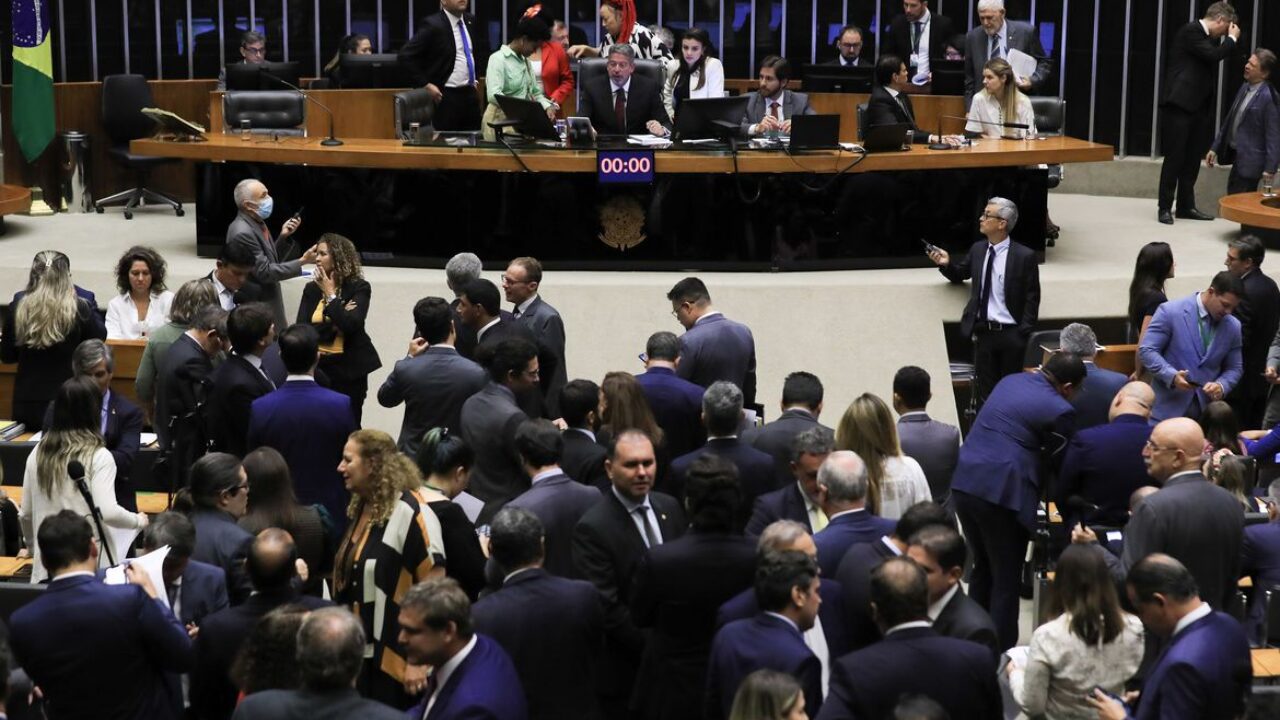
[1089,686,1125,705]
[289,206,304,222]
[920,238,940,254]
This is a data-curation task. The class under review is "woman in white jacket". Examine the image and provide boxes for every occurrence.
[665,27,725,121]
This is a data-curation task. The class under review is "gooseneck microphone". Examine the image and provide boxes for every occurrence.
[260,70,344,147]
[70,460,116,566]
[929,114,1031,150]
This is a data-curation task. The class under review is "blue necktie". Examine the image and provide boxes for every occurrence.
[458,19,476,85]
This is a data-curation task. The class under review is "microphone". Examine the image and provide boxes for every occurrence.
[70,460,116,566]
[260,70,343,147]
[1065,495,1100,516]
[929,114,1031,151]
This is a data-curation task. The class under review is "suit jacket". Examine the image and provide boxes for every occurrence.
[931,587,999,656]
[629,531,757,720]
[157,334,215,475]
[1072,361,1130,431]
[579,72,671,135]
[507,472,603,578]
[636,367,706,459]
[473,569,604,720]
[191,508,254,606]
[816,626,1001,720]
[174,559,229,628]
[1138,292,1244,421]
[408,634,528,720]
[706,613,822,720]
[560,429,610,490]
[866,84,930,143]
[896,412,961,502]
[209,354,275,457]
[247,379,357,526]
[1054,413,1152,527]
[745,482,814,536]
[377,344,486,456]
[297,278,382,381]
[9,574,192,720]
[514,295,568,417]
[939,238,1040,338]
[882,11,956,70]
[202,269,264,308]
[1132,611,1250,720]
[1242,520,1280,642]
[670,438,776,529]
[225,211,301,328]
[398,10,486,90]
[716,578,851,661]
[1161,21,1237,113]
[677,314,757,405]
[963,20,1052,103]
[230,688,402,720]
[744,408,830,485]
[741,89,816,132]
[476,317,559,419]
[1232,268,1280,402]
[813,510,897,575]
[1212,81,1280,179]
[460,382,530,510]
[832,538,899,650]
[821,55,867,67]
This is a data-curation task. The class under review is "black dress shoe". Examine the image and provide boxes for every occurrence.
[1175,208,1214,221]
[1158,209,1174,225]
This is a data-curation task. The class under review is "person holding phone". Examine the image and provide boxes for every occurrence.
[226,178,316,329]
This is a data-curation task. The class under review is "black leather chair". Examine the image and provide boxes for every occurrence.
[222,91,306,136]
[575,57,665,114]
[1031,96,1066,244]
[93,74,184,219]
[1022,329,1062,369]
[856,102,868,140]
[394,88,436,139]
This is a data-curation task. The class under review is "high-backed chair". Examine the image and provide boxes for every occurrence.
[94,74,184,219]
[222,91,307,136]
[1030,96,1066,244]
[394,89,436,139]
[575,58,665,114]
[856,103,868,140]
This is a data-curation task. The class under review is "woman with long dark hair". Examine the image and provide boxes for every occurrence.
[239,446,333,595]
[1127,241,1175,341]
[414,427,487,600]
[323,32,371,87]
[666,27,725,119]
[522,4,575,111]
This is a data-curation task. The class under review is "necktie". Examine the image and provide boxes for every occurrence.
[911,21,924,54]
[421,672,440,720]
[977,244,996,322]
[989,34,1002,59]
[897,94,915,123]
[1198,313,1214,352]
[615,88,627,132]
[634,506,660,548]
[1227,86,1254,148]
[512,306,521,319]
[457,19,476,85]
[771,101,781,121]
[167,583,180,609]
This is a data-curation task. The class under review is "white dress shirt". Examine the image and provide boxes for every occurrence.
[1172,601,1213,637]
[209,273,237,311]
[965,91,1036,138]
[530,467,562,486]
[476,317,501,342]
[106,291,174,340]
[749,93,788,135]
[978,238,1017,325]
[911,10,933,78]
[422,634,478,719]
[445,9,474,88]
[514,294,538,317]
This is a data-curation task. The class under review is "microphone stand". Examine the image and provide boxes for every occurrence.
[72,468,116,567]
[930,115,1031,151]
[261,70,343,147]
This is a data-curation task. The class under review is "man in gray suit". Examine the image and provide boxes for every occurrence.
[745,371,831,485]
[505,256,568,418]
[1059,322,1129,431]
[231,607,402,719]
[225,178,315,328]
[892,366,960,503]
[460,337,538,518]
[377,296,487,456]
[963,0,1051,105]
[667,277,758,406]
[742,55,815,136]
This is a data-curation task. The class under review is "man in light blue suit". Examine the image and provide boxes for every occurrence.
[1138,271,1244,422]
[1207,49,1280,195]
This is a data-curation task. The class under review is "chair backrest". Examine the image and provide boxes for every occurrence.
[101,74,157,146]
[1031,96,1065,135]
[0,582,45,625]
[856,103,868,141]
[576,57,665,112]
[222,92,307,135]
[394,89,436,138]
[1022,329,1061,369]
[306,77,332,90]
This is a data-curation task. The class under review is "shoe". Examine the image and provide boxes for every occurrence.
[1175,208,1214,221]
[1158,209,1174,225]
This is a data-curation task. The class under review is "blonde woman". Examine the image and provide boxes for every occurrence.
[19,377,148,583]
[966,57,1036,139]
[835,393,932,519]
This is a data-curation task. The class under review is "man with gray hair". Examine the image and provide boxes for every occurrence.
[962,0,1051,105]
[216,30,268,90]
[746,426,834,536]
[232,607,403,718]
[812,451,895,573]
[446,252,486,359]
[226,178,316,328]
[1058,322,1129,430]
[578,43,671,136]
[928,196,1040,403]
[670,381,775,531]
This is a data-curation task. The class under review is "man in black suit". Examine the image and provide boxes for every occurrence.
[928,196,1040,401]
[670,381,775,524]
[59,340,145,511]
[377,296,487,456]
[906,524,998,655]
[1157,2,1241,225]
[206,242,262,311]
[507,419,603,578]
[892,366,961,503]
[882,1,955,81]
[823,25,866,67]
[458,277,559,418]
[962,0,1052,105]
[558,379,610,489]
[1226,236,1280,427]
[867,55,962,145]
[398,0,486,131]
[746,427,833,536]
[745,371,831,485]
[572,430,686,718]
[209,303,276,458]
[637,331,707,459]
[474,507,605,720]
[445,252,484,359]
[459,337,537,515]
[225,178,315,328]
[505,256,568,417]
[579,43,671,137]
[158,305,228,486]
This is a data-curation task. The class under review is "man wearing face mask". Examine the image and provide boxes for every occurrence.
[226,179,316,329]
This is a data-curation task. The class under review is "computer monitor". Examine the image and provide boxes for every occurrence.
[224,61,302,91]
[337,53,412,89]
[673,96,750,141]
[494,95,560,140]
[929,59,966,96]
[800,64,874,94]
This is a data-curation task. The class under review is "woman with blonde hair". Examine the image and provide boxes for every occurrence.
[728,669,809,720]
[835,393,931,519]
[966,57,1036,139]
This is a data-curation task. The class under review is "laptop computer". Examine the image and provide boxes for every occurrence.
[788,114,841,150]
[494,95,560,140]
[862,122,912,152]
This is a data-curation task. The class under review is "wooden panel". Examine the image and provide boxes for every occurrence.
[0,485,168,513]
[808,93,966,142]
[1039,343,1138,377]
[0,338,147,421]
[212,89,404,140]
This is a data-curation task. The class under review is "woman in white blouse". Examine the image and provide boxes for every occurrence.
[105,245,174,339]
[835,393,932,519]
[1008,545,1144,719]
[966,57,1037,139]
[665,27,725,120]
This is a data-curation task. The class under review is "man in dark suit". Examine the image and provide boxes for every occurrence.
[951,352,1083,651]
[558,379,610,489]
[1060,322,1129,431]
[225,178,315,328]
[867,55,958,145]
[1156,2,1240,224]
[1225,236,1280,427]
[157,305,228,486]
[401,577,527,720]
[1241,478,1280,643]
[445,252,484,359]
[668,277,757,405]
[507,419,603,578]
[1054,381,1155,528]
[892,366,961,503]
[191,529,330,720]
[474,507,604,720]
[812,451,896,573]
[188,460,255,606]
[398,0,486,131]
[247,324,357,528]
[742,55,815,136]
[1086,555,1250,720]
[572,430,687,718]
[143,512,228,634]
[928,196,1041,402]
[637,331,707,459]
[746,427,833,536]
[707,550,823,720]
[377,296,487,456]
[460,337,539,515]
[209,303,276,457]
[817,557,1001,720]
[505,256,568,417]
[822,25,866,67]
[578,43,670,136]
[234,607,402,720]
[745,371,831,485]
[1208,49,1280,195]
[882,1,955,81]
[458,277,558,419]
[905,525,998,655]
[670,381,775,523]
[962,0,1052,105]
[10,511,192,720]
[206,242,263,311]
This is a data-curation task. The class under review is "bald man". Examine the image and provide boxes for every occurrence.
[1054,382,1156,527]
[1073,418,1244,612]
[226,178,317,328]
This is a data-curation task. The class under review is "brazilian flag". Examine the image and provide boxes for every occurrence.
[12,0,55,162]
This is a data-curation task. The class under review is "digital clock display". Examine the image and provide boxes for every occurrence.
[597,150,655,184]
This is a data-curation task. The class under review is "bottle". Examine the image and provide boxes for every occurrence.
[239,119,251,141]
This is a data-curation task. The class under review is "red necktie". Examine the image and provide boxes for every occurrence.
[614,89,627,132]
[771,102,781,121]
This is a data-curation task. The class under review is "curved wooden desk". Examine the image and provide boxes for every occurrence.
[0,185,31,235]
[1220,191,1280,229]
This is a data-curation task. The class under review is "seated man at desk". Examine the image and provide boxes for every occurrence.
[867,55,961,145]
[579,44,671,137]
[742,55,814,136]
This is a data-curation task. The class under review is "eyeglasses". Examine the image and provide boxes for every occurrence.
[242,45,265,57]
[837,41,863,50]
[501,275,530,286]
[1142,440,1176,453]
[226,482,250,495]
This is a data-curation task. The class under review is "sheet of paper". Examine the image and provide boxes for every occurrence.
[140,432,158,447]
[27,431,41,442]
[104,544,170,609]
[627,134,672,147]
[1007,48,1039,84]
[1003,645,1029,670]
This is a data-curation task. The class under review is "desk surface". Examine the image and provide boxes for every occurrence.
[1254,648,1280,678]
[1220,192,1280,229]
[134,134,1113,174]
[1,485,170,514]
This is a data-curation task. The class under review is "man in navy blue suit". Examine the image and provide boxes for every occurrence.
[1055,381,1155,528]
[670,381,775,524]
[707,549,823,720]
[401,577,528,720]
[10,511,193,720]
[667,277,758,406]
[745,371,831,484]
[1060,323,1129,431]
[1207,48,1280,195]
[557,379,610,490]
[1224,235,1280,427]
[812,451,895,574]
[474,507,603,720]
[143,512,228,633]
[60,339,145,511]
[816,556,1001,720]
[210,302,277,457]
[636,331,707,459]
[1242,479,1280,643]
[905,524,998,655]
[1087,554,1250,720]
[247,324,357,528]
[951,352,1084,651]
[746,426,833,536]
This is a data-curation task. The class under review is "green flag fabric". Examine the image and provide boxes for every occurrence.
[12,0,55,162]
